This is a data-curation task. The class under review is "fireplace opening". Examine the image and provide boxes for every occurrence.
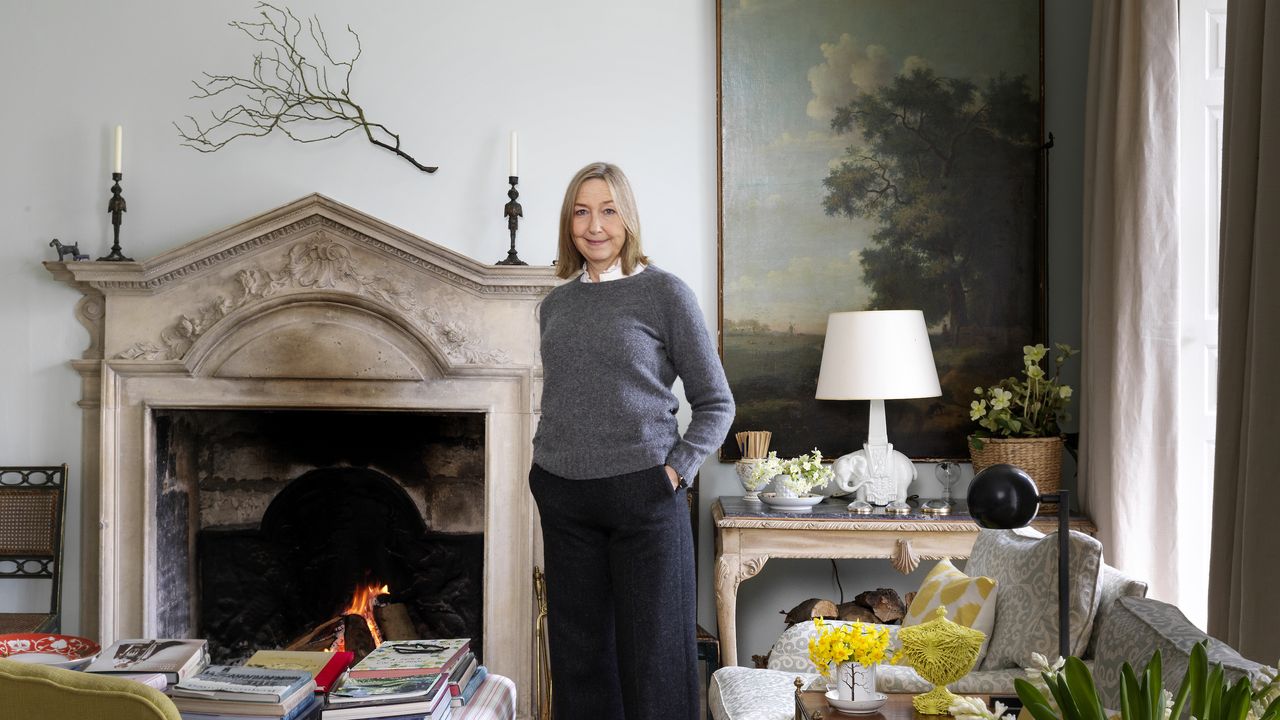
[152,408,485,664]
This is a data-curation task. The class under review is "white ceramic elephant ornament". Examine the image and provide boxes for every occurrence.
[832,449,917,506]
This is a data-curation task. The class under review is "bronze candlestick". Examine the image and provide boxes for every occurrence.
[99,172,133,262]
[497,176,527,266]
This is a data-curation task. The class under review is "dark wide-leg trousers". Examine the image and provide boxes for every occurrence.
[529,463,699,720]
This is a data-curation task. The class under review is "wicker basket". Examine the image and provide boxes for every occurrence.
[968,436,1064,513]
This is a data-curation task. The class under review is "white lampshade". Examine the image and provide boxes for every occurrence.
[815,310,942,400]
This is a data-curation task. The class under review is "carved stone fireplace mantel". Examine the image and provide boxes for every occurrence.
[46,194,557,719]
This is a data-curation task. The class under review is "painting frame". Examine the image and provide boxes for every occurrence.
[716,0,1048,462]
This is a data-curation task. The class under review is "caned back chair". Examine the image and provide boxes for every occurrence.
[0,465,68,634]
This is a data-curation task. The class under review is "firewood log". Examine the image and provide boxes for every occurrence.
[836,601,879,623]
[783,598,838,626]
[373,602,419,640]
[285,615,344,652]
[342,614,377,662]
[854,588,906,624]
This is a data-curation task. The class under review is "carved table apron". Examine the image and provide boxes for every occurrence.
[712,496,1096,667]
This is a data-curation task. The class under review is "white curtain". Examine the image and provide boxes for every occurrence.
[1079,0,1182,603]
[1208,0,1280,665]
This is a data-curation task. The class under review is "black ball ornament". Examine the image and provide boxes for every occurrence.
[966,463,1040,529]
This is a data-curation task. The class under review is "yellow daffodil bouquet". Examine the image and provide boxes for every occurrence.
[807,617,894,677]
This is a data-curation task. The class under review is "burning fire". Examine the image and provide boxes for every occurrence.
[340,581,389,649]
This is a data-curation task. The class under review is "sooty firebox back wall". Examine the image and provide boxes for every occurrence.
[152,408,485,663]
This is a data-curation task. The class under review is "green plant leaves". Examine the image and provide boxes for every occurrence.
[1016,678,1060,720]
[1063,657,1106,720]
[1016,640,1273,720]
[1120,662,1144,720]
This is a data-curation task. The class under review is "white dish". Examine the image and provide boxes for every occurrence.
[6,651,96,670]
[759,493,824,510]
[825,690,889,714]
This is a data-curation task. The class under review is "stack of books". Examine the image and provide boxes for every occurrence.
[84,638,210,685]
[170,665,321,720]
[443,649,486,710]
[323,639,471,720]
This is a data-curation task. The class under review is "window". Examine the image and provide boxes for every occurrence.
[1176,0,1227,630]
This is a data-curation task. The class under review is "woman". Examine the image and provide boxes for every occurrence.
[530,162,734,720]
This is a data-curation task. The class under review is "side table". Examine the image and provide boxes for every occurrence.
[714,496,1095,667]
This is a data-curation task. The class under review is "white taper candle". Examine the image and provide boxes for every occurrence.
[509,130,518,177]
[113,125,123,174]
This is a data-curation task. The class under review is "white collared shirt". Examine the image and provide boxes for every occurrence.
[580,260,647,283]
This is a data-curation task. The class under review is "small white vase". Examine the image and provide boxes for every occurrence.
[835,660,877,702]
[735,459,765,501]
[772,475,798,498]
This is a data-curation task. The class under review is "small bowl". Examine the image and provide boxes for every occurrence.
[0,633,101,670]
[825,689,888,715]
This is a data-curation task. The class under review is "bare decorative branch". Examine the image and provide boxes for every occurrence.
[175,3,437,173]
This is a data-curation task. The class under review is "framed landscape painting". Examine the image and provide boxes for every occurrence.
[718,0,1045,461]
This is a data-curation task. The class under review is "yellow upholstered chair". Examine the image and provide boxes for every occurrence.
[0,656,182,720]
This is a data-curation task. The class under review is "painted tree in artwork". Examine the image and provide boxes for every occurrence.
[822,67,1039,343]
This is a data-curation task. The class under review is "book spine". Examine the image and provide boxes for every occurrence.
[348,667,446,680]
[282,695,323,720]
[449,666,487,707]
[446,659,478,697]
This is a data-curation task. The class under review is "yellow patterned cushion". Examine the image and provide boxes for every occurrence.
[904,559,998,665]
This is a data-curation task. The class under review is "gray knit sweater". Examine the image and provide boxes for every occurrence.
[532,265,735,482]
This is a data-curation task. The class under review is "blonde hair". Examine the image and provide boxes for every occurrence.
[555,162,647,279]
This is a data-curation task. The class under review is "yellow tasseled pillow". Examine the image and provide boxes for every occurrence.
[903,559,998,665]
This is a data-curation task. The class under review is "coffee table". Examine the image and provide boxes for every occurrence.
[794,682,989,720]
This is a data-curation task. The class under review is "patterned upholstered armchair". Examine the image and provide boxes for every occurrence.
[709,528,1274,720]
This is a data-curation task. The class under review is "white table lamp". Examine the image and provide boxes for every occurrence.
[816,310,942,514]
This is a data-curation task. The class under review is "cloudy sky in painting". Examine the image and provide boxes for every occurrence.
[721,0,1038,333]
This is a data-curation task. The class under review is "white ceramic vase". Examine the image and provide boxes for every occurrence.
[835,660,877,702]
[734,459,765,501]
[772,475,798,498]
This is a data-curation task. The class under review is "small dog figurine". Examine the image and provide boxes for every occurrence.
[49,238,89,261]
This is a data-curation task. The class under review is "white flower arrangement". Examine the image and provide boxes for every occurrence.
[777,449,834,496]
[949,695,1018,720]
[747,451,784,491]
[748,449,834,496]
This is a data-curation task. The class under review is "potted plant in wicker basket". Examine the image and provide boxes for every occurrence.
[969,343,1078,510]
